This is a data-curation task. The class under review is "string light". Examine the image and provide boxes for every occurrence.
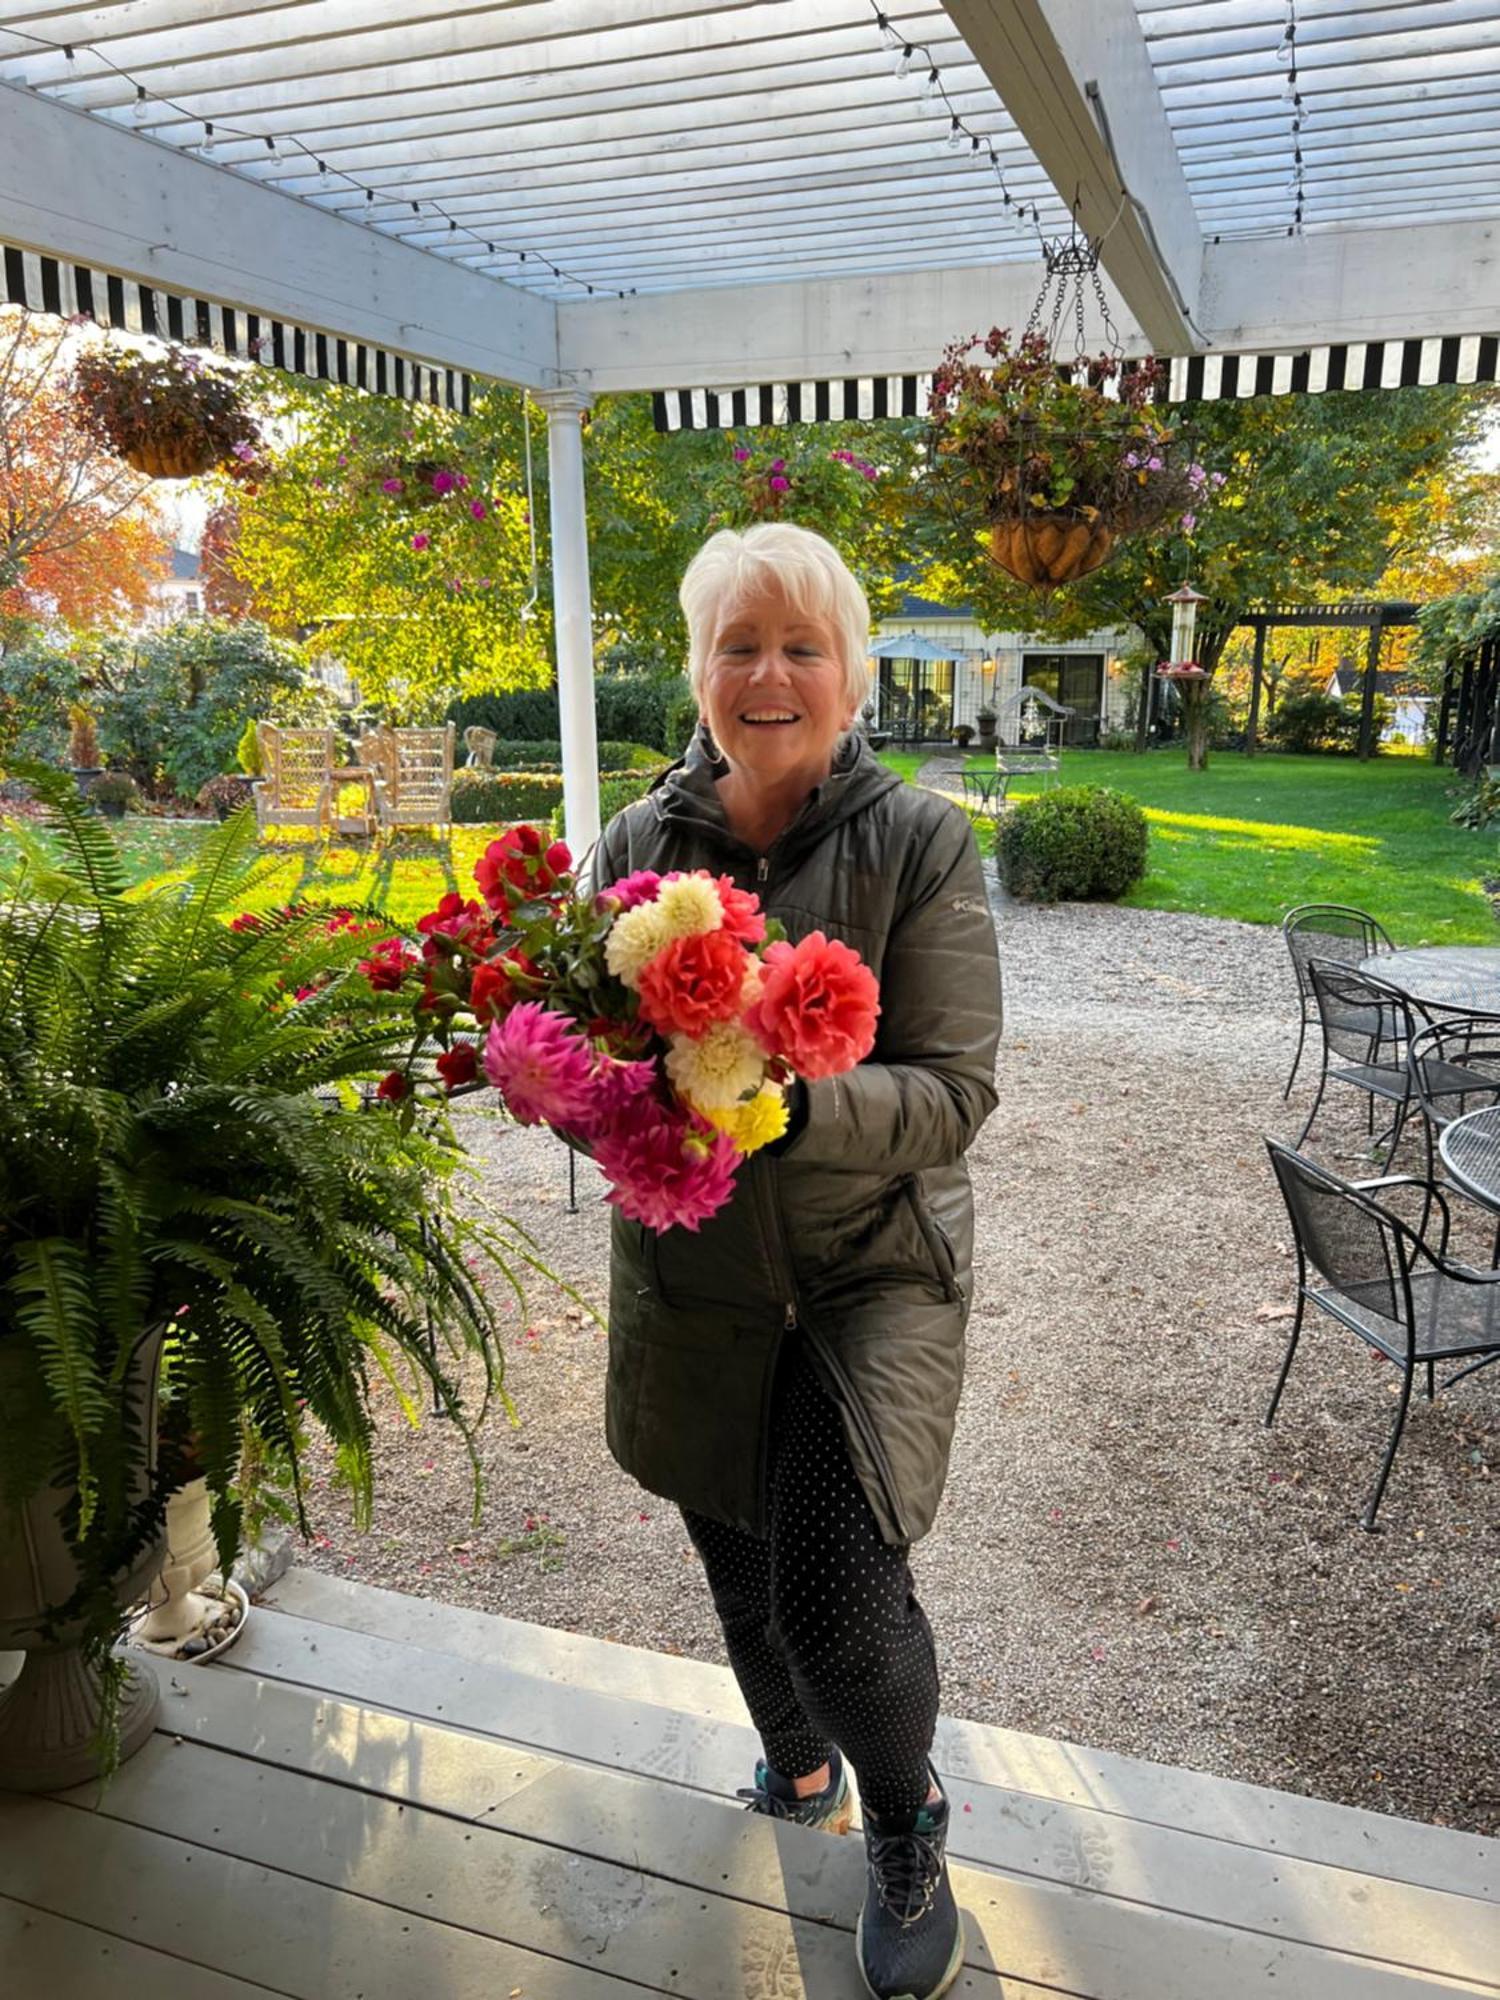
[2,22,637,299]
[865,1,1044,231]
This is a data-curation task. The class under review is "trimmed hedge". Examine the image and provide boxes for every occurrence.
[452,767,659,826]
[462,738,664,772]
[994,785,1149,903]
[449,676,691,753]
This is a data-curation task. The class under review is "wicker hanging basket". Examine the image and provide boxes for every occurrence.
[120,438,230,481]
[987,514,1116,589]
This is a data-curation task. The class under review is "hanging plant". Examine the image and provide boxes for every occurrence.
[72,342,261,480]
[927,328,1202,590]
[367,458,470,509]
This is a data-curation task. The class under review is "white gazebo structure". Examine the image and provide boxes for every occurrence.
[4,1,1497,851]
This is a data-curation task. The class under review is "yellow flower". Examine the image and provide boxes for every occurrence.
[655,873,723,942]
[666,1019,766,1110]
[604,901,677,988]
[704,1085,790,1155]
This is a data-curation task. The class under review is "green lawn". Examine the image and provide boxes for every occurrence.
[960,749,1495,942]
[7,750,1491,943]
[0,814,505,930]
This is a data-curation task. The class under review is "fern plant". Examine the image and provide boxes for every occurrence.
[0,766,528,1769]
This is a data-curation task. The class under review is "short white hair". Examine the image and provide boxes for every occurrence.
[680,523,873,715]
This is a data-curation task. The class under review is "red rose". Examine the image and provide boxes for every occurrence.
[744,932,879,1079]
[635,929,749,1039]
[469,947,538,1023]
[376,1070,409,1102]
[436,1042,479,1090]
[358,936,416,992]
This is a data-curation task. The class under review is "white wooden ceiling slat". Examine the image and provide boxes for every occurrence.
[1136,0,1500,63]
[3,0,792,89]
[222,88,1016,180]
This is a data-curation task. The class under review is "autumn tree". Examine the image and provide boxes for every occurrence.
[0,308,170,633]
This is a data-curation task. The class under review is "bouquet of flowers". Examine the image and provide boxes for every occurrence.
[363,826,881,1232]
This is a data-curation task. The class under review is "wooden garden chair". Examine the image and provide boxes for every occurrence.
[370,724,457,838]
[251,724,337,836]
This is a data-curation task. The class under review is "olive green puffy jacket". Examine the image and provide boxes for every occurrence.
[590,730,1002,1547]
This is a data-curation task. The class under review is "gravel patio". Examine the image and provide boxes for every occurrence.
[295,850,1499,1840]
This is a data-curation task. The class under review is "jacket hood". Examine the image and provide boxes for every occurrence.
[647,725,903,863]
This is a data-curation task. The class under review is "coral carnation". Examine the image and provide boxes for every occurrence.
[635,929,748,1038]
[483,1003,597,1127]
[744,932,880,1079]
[594,1108,741,1233]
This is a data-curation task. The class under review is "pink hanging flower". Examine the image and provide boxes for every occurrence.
[593,1107,741,1233]
[411,532,430,551]
[484,1003,597,1126]
[470,499,487,520]
[768,476,790,493]
[733,447,751,462]
[381,477,404,494]
[431,470,457,496]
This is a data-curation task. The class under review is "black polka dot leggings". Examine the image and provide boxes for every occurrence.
[679,1335,940,1819]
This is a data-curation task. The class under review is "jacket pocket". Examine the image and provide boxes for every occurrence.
[904,1178,961,1302]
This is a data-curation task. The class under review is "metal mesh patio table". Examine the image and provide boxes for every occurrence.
[1439,1105,1500,1211]
[1358,946,1500,1018]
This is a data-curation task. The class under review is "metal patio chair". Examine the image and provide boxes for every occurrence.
[1296,958,1428,1162]
[1280,903,1393,1099]
[1264,1138,1500,1529]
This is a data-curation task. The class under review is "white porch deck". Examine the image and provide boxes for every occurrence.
[2,1567,1495,1999]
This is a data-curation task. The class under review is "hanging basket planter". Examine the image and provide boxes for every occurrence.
[928,328,1203,593]
[988,513,1116,589]
[71,341,260,483]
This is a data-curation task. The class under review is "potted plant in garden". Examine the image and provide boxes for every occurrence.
[71,342,261,480]
[927,328,1204,590]
[67,704,103,798]
[195,772,256,821]
[976,704,998,751]
[87,771,138,820]
[0,772,525,1790]
[952,722,975,747]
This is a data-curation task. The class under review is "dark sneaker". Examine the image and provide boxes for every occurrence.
[856,1762,963,2000]
[736,1743,854,1834]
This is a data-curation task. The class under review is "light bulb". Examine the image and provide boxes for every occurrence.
[317,160,332,190]
[944,116,963,152]
[893,45,913,78]
[132,85,148,123]
[878,14,900,50]
[922,65,941,101]
[200,122,215,157]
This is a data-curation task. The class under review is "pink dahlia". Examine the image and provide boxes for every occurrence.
[484,1003,597,1127]
[710,874,766,946]
[596,868,661,914]
[585,1055,660,1128]
[594,1107,740,1233]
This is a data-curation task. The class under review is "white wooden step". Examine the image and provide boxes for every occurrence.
[264,1567,1497,1902]
[210,1601,1499,1993]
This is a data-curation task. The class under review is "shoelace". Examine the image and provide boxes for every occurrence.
[735,1775,829,1819]
[866,1824,943,1924]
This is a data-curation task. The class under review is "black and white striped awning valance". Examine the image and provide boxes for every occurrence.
[651,332,1500,432]
[3,241,471,413]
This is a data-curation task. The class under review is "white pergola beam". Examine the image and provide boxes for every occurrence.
[555,256,1128,394]
[558,215,1500,390]
[0,79,557,387]
[941,0,1204,351]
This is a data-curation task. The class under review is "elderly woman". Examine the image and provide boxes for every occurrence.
[589,522,1001,2000]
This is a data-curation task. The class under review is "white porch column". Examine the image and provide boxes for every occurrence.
[537,389,600,861]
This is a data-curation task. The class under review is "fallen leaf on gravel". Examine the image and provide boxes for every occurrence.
[1136,1595,1158,1616]
[1254,1304,1295,1322]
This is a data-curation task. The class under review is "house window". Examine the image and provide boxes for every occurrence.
[182,590,201,617]
[877,657,954,741]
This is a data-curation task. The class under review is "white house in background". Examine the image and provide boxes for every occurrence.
[868,589,1131,744]
[1325,665,1432,747]
[143,546,203,627]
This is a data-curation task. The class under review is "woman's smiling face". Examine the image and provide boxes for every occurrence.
[700,582,856,794]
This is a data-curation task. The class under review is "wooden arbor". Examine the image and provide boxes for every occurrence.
[1237,601,1421,760]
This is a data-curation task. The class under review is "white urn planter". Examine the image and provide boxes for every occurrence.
[0,1327,168,1792]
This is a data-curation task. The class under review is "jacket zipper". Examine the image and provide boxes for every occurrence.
[905,1178,962,1303]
